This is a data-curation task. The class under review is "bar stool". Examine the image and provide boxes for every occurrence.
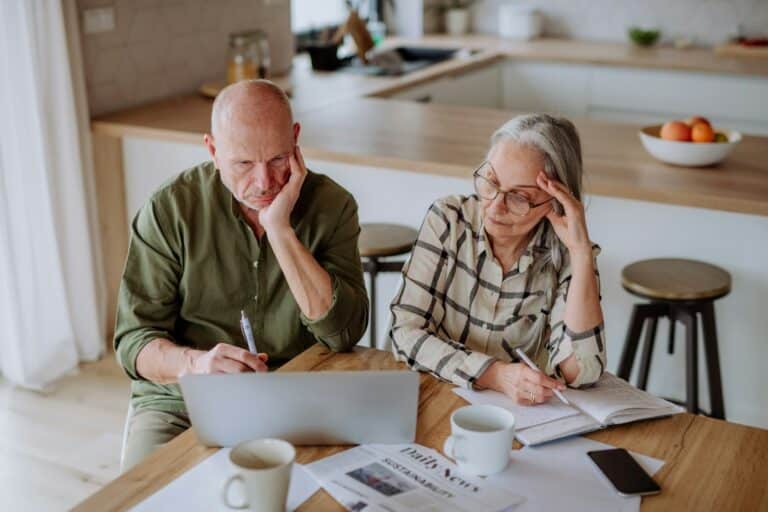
[359,223,418,348]
[617,258,731,419]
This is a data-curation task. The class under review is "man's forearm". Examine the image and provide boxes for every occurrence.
[268,228,334,320]
[135,338,199,384]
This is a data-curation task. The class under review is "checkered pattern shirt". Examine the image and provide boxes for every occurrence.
[388,195,606,390]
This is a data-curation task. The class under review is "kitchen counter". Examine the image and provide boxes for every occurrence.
[300,98,768,216]
[386,35,768,78]
[93,54,768,217]
[91,51,503,141]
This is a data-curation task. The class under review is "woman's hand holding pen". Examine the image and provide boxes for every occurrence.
[477,361,565,406]
[183,343,268,375]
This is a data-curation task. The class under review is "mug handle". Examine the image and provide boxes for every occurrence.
[221,474,249,510]
[443,435,468,463]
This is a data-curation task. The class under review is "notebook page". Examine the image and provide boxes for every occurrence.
[453,387,581,430]
[515,413,601,446]
[563,373,680,424]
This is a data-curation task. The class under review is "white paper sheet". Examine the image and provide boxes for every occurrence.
[489,437,664,512]
[130,448,320,512]
[453,387,581,430]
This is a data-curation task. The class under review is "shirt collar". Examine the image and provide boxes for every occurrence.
[479,219,551,274]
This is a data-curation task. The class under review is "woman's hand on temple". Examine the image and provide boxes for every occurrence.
[536,172,592,256]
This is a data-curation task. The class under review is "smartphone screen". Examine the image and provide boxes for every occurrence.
[587,448,661,496]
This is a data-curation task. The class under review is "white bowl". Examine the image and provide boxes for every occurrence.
[638,125,742,167]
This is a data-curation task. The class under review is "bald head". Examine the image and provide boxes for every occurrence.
[211,79,293,138]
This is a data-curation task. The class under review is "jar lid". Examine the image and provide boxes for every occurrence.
[229,29,267,46]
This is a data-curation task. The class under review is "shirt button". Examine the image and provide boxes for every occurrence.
[253,295,258,301]
[252,261,259,268]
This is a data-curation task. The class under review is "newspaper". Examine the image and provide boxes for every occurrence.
[306,444,525,512]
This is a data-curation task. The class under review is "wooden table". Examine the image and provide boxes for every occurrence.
[73,345,768,511]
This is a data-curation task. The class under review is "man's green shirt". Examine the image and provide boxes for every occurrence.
[114,161,369,413]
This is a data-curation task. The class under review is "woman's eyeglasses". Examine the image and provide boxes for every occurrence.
[472,161,553,216]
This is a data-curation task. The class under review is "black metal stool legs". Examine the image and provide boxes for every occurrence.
[700,302,726,419]
[618,303,667,381]
[362,258,406,349]
[637,316,658,390]
[618,305,646,380]
[620,300,726,419]
[367,257,379,349]
[677,307,699,415]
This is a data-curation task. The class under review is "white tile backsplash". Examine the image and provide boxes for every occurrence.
[78,0,294,116]
[469,0,767,46]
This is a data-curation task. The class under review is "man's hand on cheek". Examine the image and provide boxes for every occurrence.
[258,145,308,234]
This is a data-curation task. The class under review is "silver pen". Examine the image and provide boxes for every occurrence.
[515,348,570,405]
[240,310,258,354]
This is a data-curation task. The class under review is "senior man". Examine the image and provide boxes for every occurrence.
[115,80,369,469]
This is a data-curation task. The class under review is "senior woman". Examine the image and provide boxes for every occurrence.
[388,113,605,405]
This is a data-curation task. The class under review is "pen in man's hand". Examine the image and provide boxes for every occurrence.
[240,310,258,354]
[514,348,571,405]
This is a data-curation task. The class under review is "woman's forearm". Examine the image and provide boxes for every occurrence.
[563,249,603,332]
[557,249,604,384]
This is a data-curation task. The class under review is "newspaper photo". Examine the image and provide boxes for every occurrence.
[306,444,525,512]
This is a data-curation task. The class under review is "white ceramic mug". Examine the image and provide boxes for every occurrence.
[221,438,295,511]
[443,404,515,476]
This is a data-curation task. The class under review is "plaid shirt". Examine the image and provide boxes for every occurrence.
[388,195,605,390]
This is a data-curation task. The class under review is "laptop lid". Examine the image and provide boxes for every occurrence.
[179,370,420,447]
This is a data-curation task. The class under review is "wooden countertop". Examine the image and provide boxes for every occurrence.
[299,99,768,216]
[91,36,768,217]
[93,93,768,216]
[72,344,768,512]
[387,35,768,78]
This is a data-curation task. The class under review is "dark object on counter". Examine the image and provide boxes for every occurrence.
[306,42,343,71]
[628,26,661,47]
[736,36,768,47]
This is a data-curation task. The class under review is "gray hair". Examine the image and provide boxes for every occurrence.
[487,113,584,272]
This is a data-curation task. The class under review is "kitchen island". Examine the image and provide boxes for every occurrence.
[90,37,768,430]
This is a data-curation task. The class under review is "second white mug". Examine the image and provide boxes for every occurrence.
[221,438,295,511]
[443,404,516,476]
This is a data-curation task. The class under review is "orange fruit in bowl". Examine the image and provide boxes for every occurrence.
[660,121,692,141]
[691,122,715,143]
[686,115,711,127]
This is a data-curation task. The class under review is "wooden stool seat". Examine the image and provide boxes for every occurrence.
[358,223,418,349]
[359,223,418,258]
[618,258,731,419]
[622,258,731,301]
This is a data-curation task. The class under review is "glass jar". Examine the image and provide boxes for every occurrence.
[227,30,271,84]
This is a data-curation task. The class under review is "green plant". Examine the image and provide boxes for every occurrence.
[628,26,661,47]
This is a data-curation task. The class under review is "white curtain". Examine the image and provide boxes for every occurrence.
[0,0,106,389]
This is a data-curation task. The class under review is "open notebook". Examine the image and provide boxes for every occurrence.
[454,372,684,446]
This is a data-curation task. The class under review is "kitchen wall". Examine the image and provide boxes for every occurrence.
[77,0,293,116]
[437,0,768,47]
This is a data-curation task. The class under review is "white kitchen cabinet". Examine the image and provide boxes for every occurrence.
[502,61,592,117]
[395,59,768,135]
[389,63,502,108]
[587,66,768,134]
[501,61,768,134]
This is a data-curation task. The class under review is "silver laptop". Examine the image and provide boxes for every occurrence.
[179,371,419,447]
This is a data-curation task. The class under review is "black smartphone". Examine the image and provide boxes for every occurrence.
[587,448,661,497]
